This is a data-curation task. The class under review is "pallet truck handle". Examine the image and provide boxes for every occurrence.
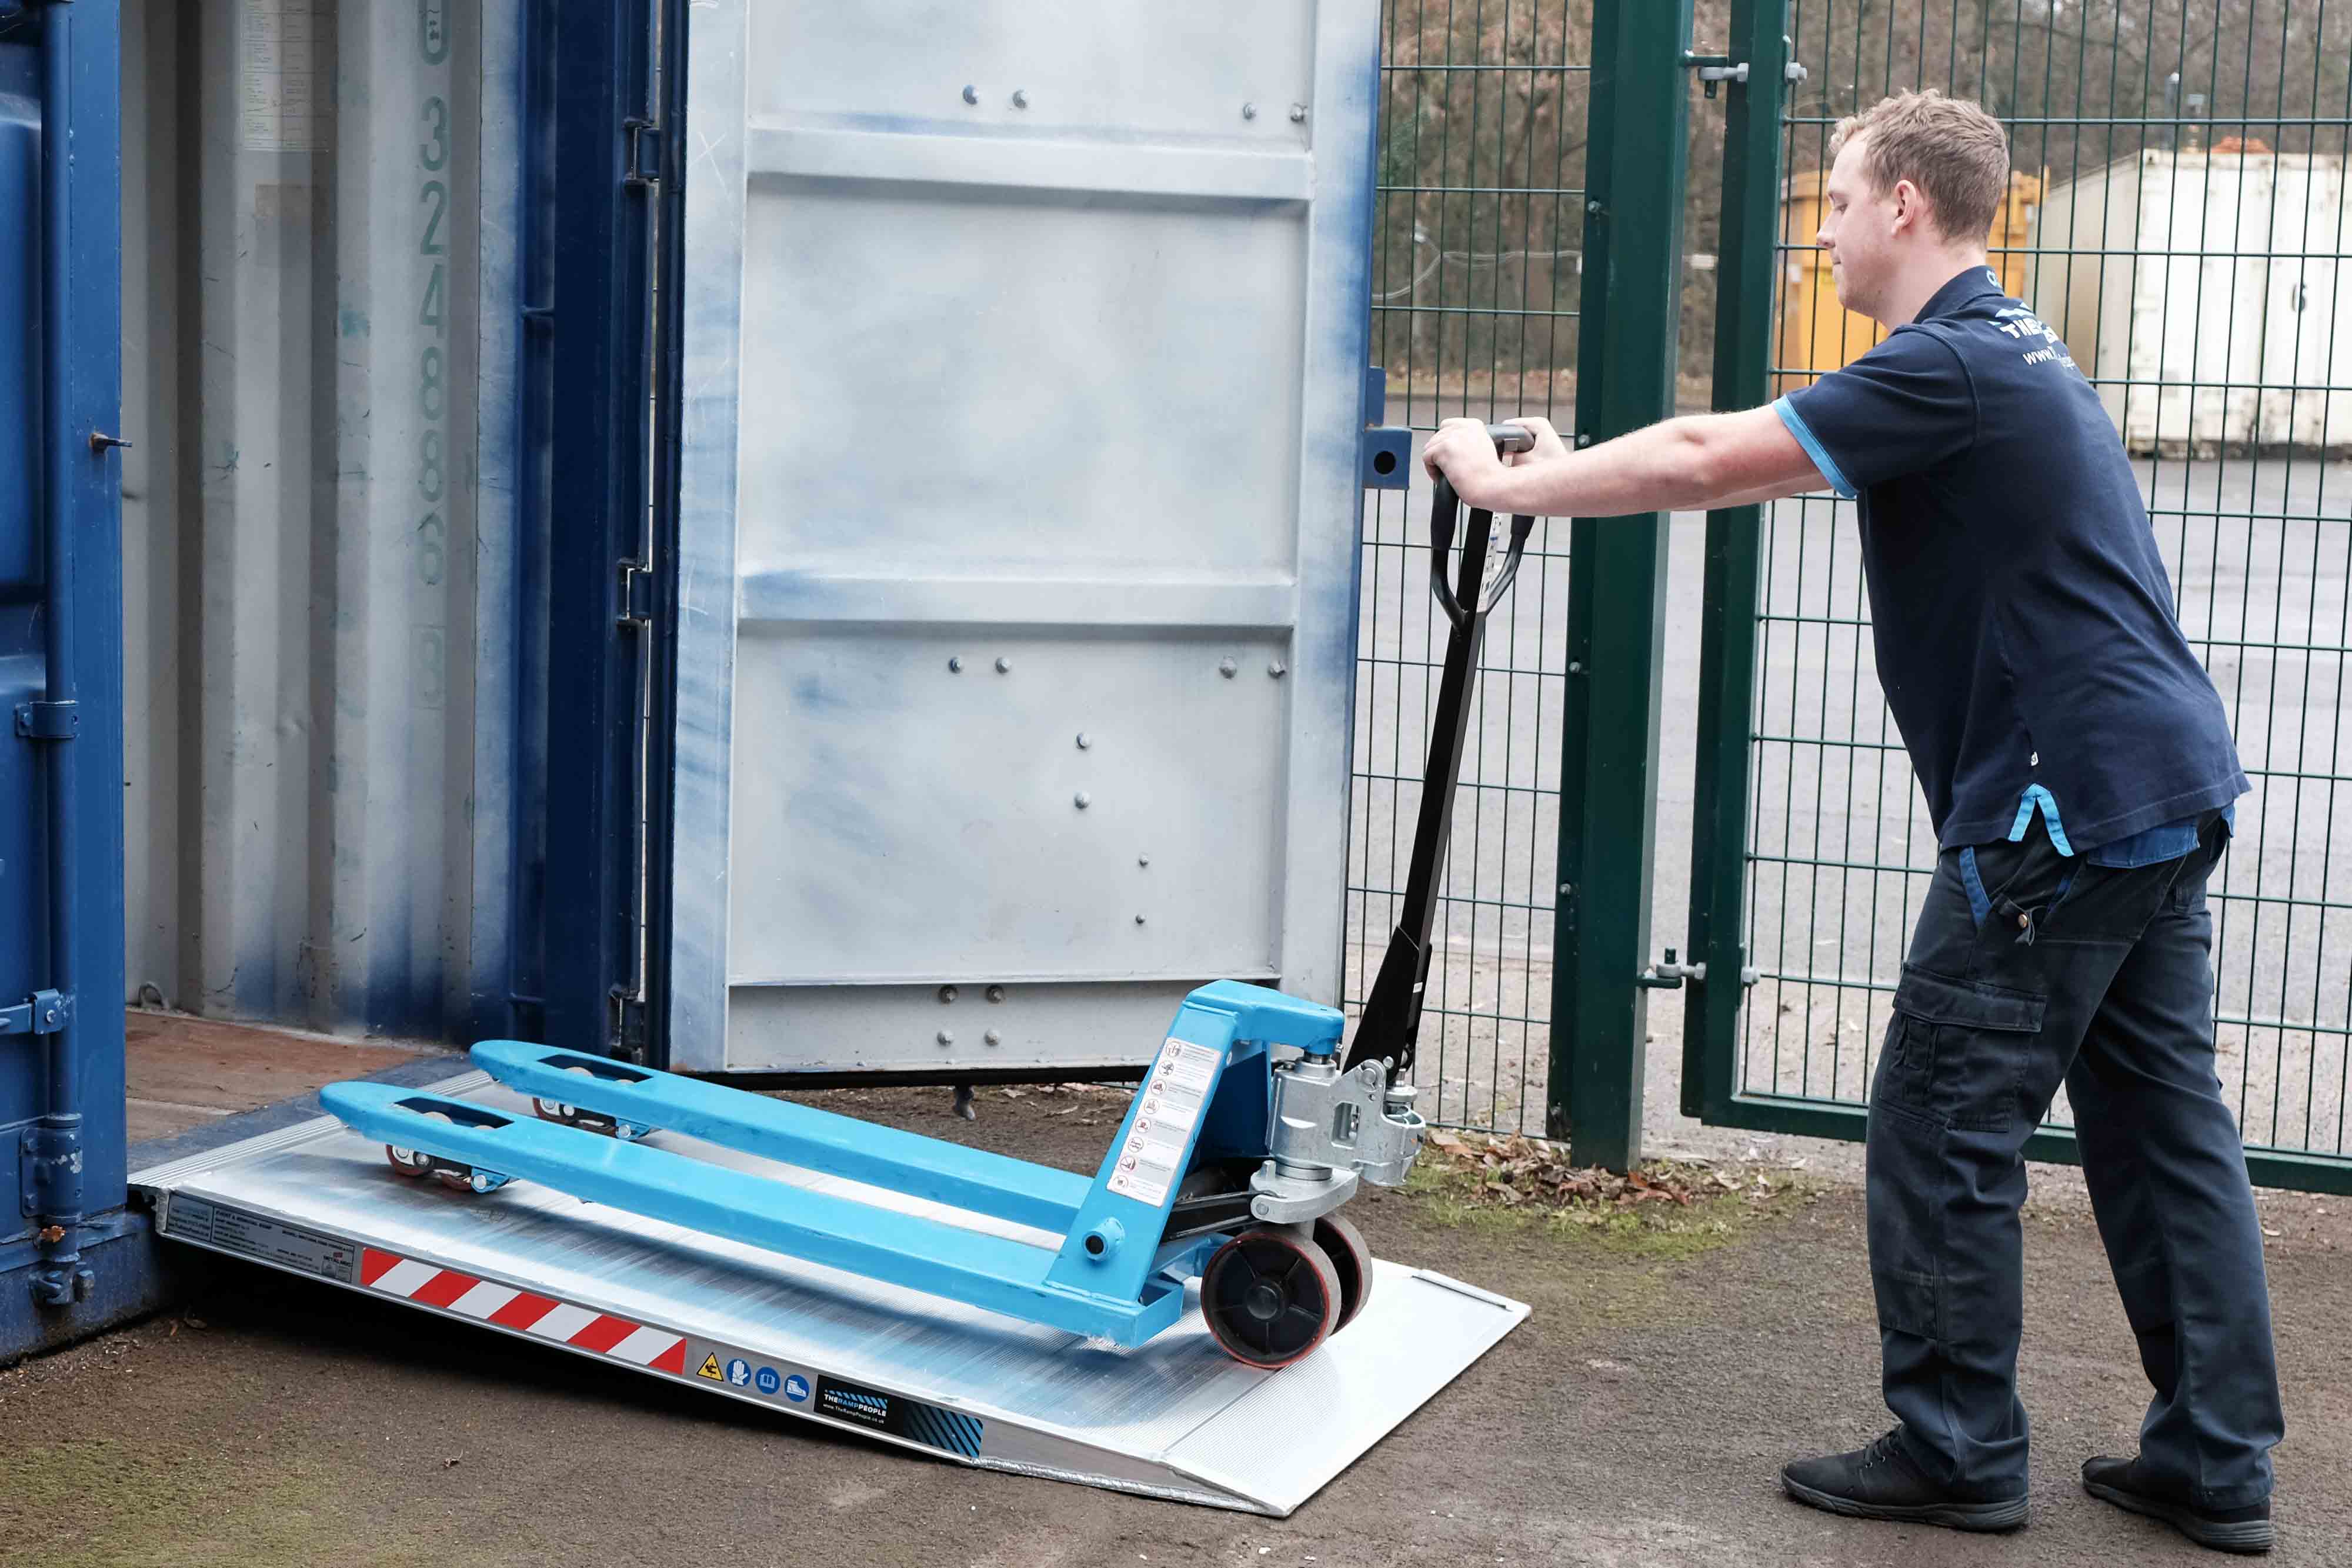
[1348,425,1540,1082]
[1428,424,1539,630]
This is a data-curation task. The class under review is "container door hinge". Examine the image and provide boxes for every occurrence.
[14,700,77,741]
[618,559,655,628]
[623,116,662,191]
[609,988,648,1062]
[19,1122,82,1218]
[0,989,72,1037]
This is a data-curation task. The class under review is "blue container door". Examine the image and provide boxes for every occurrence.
[0,2,126,1287]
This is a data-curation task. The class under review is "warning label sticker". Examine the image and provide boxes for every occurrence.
[1105,1037,1222,1209]
[165,1196,356,1284]
[697,1353,724,1382]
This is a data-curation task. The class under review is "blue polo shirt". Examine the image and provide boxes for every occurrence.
[1774,266,2247,856]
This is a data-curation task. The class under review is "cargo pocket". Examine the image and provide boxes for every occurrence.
[1878,964,2047,1131]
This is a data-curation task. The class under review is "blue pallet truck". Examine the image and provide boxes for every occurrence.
[319,425,1539,1373]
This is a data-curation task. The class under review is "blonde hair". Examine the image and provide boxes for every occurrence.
[1830,89,2011,242]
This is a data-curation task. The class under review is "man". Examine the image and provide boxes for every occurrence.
[1423,90,2283,1553]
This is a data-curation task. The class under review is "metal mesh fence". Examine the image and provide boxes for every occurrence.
[1347,0,1593,1135]
[1742,0,2352,1169]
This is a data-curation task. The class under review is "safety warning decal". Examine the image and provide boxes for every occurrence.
[815,1376,984,1458]
[697,1353,724,1382]
[355,1247,690,1376]
[1105,1036,1222,1208]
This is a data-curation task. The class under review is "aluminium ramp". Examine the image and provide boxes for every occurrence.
[131,1072,1527,1515]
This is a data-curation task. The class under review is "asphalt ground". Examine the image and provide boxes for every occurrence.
[5,1083,2348,1567]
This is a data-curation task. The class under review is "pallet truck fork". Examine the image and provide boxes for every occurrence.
[328,980,1412,1366]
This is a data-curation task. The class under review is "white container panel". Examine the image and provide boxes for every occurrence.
[672,0,1380,1073]
[2259,161,2351,451]
[2126,155,2271,455]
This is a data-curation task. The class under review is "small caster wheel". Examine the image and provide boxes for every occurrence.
[531,1096,574,1124]
[433,1165,491,1195]
[385,1145,433,1178]
[1200,1227,1342,1369]
[1313,1213,1373,1331]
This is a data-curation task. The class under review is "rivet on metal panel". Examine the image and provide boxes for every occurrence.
[1075,792,1092,809]
[1242,102,1257,119]
[1568,661,1584,674]
[962,85,979,105]
[1012,89,1029,109]
[1289,104,1307,122]
[1575,433,1593,447]
[948,656,964,673]
[986,985,1006,1003]
[1267,662,1287,679]
[1075,732,1090,749]
[995,656,1012,673]
[1586,199,1604,215]
[984,1030,1002,1047]
[1219,658,1237,678]
[938,985,959,1005]
[1137,855,1150,868]
[1135,914,1147,925]
[1560,882,1575,896]
[937,1030,955,1047]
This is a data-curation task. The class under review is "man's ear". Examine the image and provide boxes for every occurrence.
[1889,177,1926,237]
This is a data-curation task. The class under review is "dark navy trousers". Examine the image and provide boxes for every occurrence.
[1867,813,2284,1507]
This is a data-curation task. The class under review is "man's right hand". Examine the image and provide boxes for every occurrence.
[1503,415,1572,469]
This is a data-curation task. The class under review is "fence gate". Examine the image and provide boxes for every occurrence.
[1684,0,2352,1194]
[1350,0,1692,1166]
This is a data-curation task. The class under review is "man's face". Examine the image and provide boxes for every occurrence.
[1819,132,1896,319]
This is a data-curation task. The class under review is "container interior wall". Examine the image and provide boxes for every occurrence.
[119,0,499,1040]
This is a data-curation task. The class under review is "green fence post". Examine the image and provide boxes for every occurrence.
[1682,0,1788,1125]
[1548,0,1694,1172]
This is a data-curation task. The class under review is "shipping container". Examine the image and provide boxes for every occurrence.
[2027,148,2351,456]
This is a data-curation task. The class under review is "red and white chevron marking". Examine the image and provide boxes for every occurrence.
[359,1248,689,1374]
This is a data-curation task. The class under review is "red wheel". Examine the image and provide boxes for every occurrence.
[1314,1213,1373,1331]
[385,1145,431,1178]
[1201,1229,1342,1369]
[435,1169,478,1195]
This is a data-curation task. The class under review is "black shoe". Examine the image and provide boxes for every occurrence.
[1781,1429,2029,1532]
[2082,1454,2274,1554]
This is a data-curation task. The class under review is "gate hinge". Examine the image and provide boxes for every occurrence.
[623,116,662,191]
[1680,52,1749,98]
[0,990,72,1036]
[14,700,78,741]
[609,987,648,1062]
[618,559,655,628]
[1636,950,1760,990]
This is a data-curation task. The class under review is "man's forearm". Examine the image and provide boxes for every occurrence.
[1470,416,1714,517]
